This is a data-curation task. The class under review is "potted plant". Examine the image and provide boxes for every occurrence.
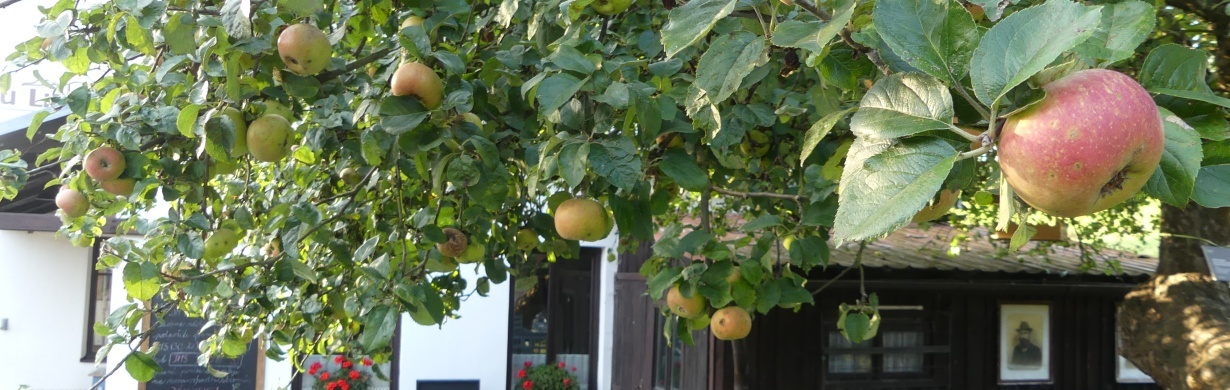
[308,355,376,390]
[515,361,580,390]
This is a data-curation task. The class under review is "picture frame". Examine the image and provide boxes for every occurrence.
[1115,313,1154,383]
[998,302,1052,384]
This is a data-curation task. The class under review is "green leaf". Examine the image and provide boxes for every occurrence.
[1008,223,1037,251]
[1139,44,1213,94]
[797,107,856,166]
[969,0,1102,105]
[842,312,872,343]
[874,0,983,85]
[354,237,379,262]
[776,278,814,306]
[408,285,445,325]
[380,96,430,135]
[833,137,959,245]
[359,305,398,350]
[850,73,954,139]
[679,230,715,255]
[558,142,589,190]
[731,279,756,308]
[549,45,595,74]
[589,137,643,191]
[1148,88,1230,111]
[1072,1,1155,64]
[122,262,161,301]
[124,15,155,55]
[968,0,1020,21]
[26,110,51,140]
[770,0,855,56]
[647,267,683,300]
[66,85,90,116]
[1145,110,1203,206]
[755,280,781,314]
[741,215,782,232]
[125,351,161,382]
[660,0,738,58]
[692,32,767,107]
[220,0,253,39]
[281,73,321,98]
[1192,165,1230,208]
[659,148,709,192]
[535,73,589,117]
[176,104,201,138]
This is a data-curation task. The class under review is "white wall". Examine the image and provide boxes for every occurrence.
[0,230,100,390]
[399,264,512,390]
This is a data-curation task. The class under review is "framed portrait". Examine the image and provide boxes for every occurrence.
[1116,314,1154,383]
[998,303,1052,384]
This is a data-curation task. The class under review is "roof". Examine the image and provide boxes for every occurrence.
[826,223,1157,277]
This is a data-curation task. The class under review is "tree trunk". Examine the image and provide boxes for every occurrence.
[1118,204,1230,389]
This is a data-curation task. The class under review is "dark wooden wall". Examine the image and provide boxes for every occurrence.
[727,279,1163,390]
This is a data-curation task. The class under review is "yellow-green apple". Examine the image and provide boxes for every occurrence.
[437,227,468,257]
[216,107,248,157]
[911,190,960,223]
[400,15,425,29]
[247,115,292,162]
[515,228,539,251]
[591,0,633,15]
[711,306,752,340]
[998,69,1163,217]
[100,178,136,197]
[340,167,362,185]
[456,239,485,264]
[554,198,613,241]
[203,227,241,258]
[391,61,444,109]
[666,285,707,319]
[261,100,294,121]
[56,188,89,218]
[277,23,333,75]
[84,146,126,181]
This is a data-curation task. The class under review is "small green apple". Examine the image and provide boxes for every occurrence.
[247,115,293,162]
[277,23,333,75]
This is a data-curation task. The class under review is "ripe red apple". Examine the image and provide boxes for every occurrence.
[100,178,136,197]
[390,61,444,109]
[554,198,613,241]
[998,69,1163,217]
[56,188,89,218]
[84,146,126,181]
[247,115,292,162]
[277,23,333,76]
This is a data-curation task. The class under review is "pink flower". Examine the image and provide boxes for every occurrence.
[523,380,533,390]
[349,370,360,380]
[517,369,526,378]
[361,357,373,366]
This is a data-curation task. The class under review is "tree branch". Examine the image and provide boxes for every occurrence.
[811,240,864,296]
[0,0,26,9]
[793,0,891,75]
[710,185,804,202]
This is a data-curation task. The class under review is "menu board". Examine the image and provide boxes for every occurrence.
[143,302,261,390]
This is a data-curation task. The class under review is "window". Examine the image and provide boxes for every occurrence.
[652,316,684,390]
[821,307,949,389]
[508,249,600,390]
[82,242,111,362]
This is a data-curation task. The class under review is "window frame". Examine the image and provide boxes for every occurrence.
[81,241,111,363]
[505,248,602,390]
[820,308,950,389]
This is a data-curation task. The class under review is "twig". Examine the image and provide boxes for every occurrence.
[0,0,26,9]
[795,0,891,75]
[710,185,804,202]
[810,240,865,295]
[316,47,396,82]
[954,85,991,119]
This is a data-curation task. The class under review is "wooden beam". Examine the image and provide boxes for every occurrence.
[0,212,122,235]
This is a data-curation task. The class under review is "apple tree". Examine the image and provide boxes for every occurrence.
[1,0,1228,387]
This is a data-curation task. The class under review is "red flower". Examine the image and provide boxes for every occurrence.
[326,382,338,390]
[342,360,352,369]
[564,379,571,387]
[524,360,532,368]
[310,362,323,371]
[339,380,350,390]
[334,356,345,364]
[320,372,330,381]
[523,380,533,390]
[309,367,319,375]
[517,369,526,378]
[558,362,565,369]
[361,357,373,366]
[349,370,360,380]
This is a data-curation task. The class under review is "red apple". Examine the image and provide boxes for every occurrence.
[998,69,1163,217]
[84,146,126,181]
[56,188,89,218]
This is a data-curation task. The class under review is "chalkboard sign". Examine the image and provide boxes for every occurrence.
[1204,245,1230,282]
[143,302,262,390]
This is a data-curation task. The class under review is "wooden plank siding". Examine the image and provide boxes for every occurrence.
[715,283,1163,390]
[612,240,656,390]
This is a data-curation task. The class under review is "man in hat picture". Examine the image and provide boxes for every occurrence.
[1009,321,1043,368]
